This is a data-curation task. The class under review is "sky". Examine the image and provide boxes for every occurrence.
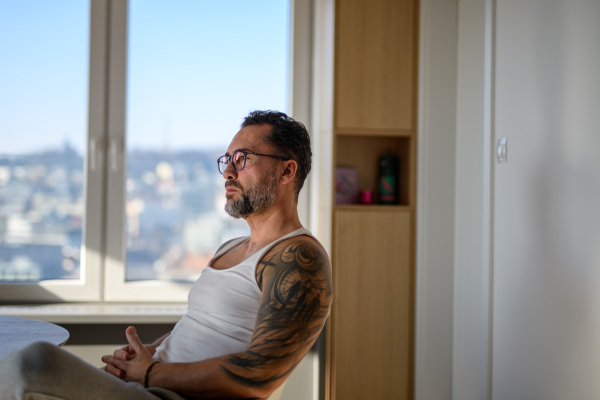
[0,0,289,155]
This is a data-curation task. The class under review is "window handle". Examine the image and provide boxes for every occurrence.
[109,137,122,172]
[89,137,103,171]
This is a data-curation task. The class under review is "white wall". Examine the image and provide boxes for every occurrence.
[418,1,600,399]
[415,0,458,398]
[491,1,600,397]
[417,0,494,398]
[452,0,494,398]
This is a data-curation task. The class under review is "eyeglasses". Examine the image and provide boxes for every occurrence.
[217,150,291,175]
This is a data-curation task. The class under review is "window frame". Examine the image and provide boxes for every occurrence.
[0,0,313,303]
[1,0,108,302]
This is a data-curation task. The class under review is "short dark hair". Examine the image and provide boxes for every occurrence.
[241,110,311,200]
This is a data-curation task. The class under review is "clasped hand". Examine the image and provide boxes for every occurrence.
[102,326,155,384]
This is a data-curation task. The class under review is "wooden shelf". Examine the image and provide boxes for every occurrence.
[335,135,414,207]
[334,128,414,137]
[333,204,413,212]
[328,0,418,398]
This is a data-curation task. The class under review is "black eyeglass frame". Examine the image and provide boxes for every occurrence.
[217,151,291,174]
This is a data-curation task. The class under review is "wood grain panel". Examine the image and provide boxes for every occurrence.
[335,0,417,131]
[331,209,413,399]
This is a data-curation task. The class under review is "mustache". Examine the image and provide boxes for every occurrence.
[225,181,243,190]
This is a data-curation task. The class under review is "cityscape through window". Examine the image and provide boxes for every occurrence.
[0,1,89,282]
[0,0,290,290]
[124,0,289,282]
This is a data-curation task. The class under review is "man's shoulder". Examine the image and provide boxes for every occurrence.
[267,233,330,265]
[255,233,331,292]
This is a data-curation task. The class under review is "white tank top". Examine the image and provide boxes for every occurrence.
[154,227,313,363]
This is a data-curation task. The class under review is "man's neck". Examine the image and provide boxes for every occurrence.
[244,206,303,249]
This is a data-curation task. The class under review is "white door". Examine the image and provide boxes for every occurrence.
[492,1,600,399]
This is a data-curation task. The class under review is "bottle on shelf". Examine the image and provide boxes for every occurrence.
[378,155,399,204]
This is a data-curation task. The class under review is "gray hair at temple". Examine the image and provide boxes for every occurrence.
[241,110,312,201]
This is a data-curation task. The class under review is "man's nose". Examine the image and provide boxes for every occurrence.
[222,162,237,180]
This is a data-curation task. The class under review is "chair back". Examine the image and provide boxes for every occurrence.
[266,381,286,400]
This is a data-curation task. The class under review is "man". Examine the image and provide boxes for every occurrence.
[0,110,333,400]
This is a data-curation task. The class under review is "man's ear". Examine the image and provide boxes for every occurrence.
[280,159,298,185]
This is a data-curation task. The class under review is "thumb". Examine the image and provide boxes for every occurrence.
[125,326,145,354]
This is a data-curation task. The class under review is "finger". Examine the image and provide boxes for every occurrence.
[101,356,127,377]
[122,345,135,355]
[103,362,124,379]
[112,348,130,360]
[125,326,146,355]
[102,356,127,376]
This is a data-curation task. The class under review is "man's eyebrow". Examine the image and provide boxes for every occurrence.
[225,148,252,156]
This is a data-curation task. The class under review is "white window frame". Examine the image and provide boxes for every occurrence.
[1,0,108,302]
[1,0,313,303]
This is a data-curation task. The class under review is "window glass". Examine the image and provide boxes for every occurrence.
[0,1,90,282]
[125,0,290,282]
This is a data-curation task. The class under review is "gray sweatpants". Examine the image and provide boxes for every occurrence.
[0,342,185,400]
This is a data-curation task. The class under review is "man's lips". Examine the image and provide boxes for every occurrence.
[225,182,242,194]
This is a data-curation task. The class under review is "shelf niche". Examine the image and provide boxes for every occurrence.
[335,135,413,207]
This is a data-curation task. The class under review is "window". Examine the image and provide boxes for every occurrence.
[0,0,312,302]
[0,1,100,301]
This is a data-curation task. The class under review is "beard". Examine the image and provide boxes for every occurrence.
[224,169,278,219]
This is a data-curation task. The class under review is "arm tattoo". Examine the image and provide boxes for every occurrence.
[222,240,333,388]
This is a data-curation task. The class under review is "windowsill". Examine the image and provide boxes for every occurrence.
[0,303,187,324]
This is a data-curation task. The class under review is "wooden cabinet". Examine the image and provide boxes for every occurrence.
[331,209,413,399]
[335,0,418,132]
[328,0,418,398]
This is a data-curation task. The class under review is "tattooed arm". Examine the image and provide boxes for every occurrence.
[106,235,332,400]
[222,236,333,391]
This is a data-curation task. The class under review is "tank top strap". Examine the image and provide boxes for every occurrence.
[245,227,314,265]
[209,236,248,264]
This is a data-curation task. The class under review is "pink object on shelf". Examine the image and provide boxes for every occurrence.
[360,190,373,204]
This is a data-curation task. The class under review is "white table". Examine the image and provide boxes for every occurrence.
[0,315,70,360]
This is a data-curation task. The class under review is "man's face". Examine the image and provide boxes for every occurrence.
[224,166,278,219]
[222,124,279,219]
